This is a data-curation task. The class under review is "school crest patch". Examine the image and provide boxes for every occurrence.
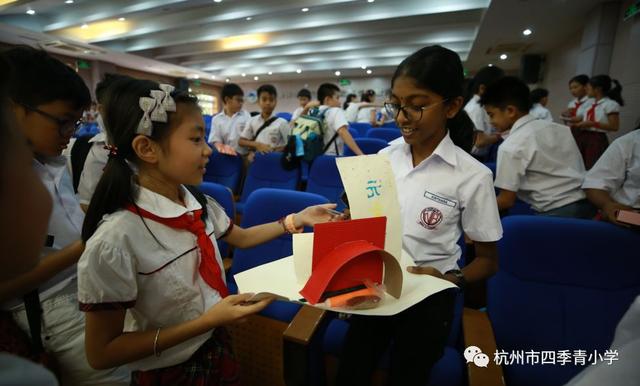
[418,207,443,230]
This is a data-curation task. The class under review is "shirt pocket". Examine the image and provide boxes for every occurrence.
[417,191,460,232]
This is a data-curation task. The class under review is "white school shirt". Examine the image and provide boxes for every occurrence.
[529,103,553,122]
[576,97,620,133]
[77,185,231,371]
[2,157,84,310]
[291,106,304,122]
[464,94,495,156]
[319,106,348,156]
[241,113,290,148]
[380,133,502,272]
[495,114,587,212]
[345,102,364,122]
[582,129,640,208]
[356,106,377,123]
[564,295,640,386]
[77,131,108,205]
[208,110,250,155]
[567,96,592,113]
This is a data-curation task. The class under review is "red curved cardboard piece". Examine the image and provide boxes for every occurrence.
[300,240,403,305]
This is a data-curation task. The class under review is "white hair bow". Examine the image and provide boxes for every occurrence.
[136,85,177,136]
[137,97,156,136]
[159,84,176,112]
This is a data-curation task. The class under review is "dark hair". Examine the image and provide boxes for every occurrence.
[82,77,199,242]
[480,76,531,112]
[95,73,129,104]
[1,45,90,110]
[317,83,340,104]
[589,75,625,106]
[391,45,473,152]
[530,88,549,104]
[569,74,589,86]
[257,84,277,98]
[343,93,357,109]
[471,65,505,94]
[361,89,375,102]
[297,88,311,99]
[221,83,244,103]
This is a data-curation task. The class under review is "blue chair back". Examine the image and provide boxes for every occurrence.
[366,128,401,143]
[232,189,328,276]
[237,153,300,213]
[203,114,212,140]
[306,155,345,211]
[348,122,372,138]
[199,182,235,257]
[204,151,243,194]
[276,112,292,122]
[488,216,640,386]
[348,127,361,139]
[343,138,388,156]
[380,121,398,129]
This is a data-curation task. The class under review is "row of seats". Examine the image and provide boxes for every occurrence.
[199,185,640,386]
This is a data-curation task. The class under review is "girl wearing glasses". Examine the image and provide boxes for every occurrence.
[336,45,502,386]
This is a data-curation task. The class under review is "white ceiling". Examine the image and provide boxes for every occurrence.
[0,0,489,82]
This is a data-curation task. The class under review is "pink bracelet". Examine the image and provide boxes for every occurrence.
[284,214,303,234]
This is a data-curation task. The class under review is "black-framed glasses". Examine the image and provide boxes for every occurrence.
[383,99,448,123]
[20,103,82,136]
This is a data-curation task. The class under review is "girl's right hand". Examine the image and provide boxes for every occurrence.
[199,294,273,328]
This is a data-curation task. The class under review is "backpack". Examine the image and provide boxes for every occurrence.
[281,107,339,170]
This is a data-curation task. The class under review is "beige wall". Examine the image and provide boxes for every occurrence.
[236,76,392,114]
[543,0,640,140]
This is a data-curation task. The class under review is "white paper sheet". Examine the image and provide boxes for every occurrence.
[234,250,457,316]
[336,154,403,261]
[292,233,314,285]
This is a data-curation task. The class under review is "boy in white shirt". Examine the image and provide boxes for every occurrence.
[316,83,364,156]
[529,88,553,122]
[481,76,595,219]
[239,84,290,160]
[582,128,640,226]
[291,88,311,122]
[464,66,505,160]
[208,83,249,156]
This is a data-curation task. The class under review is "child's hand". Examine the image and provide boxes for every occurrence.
[255,143,273,154]
[407,266,445,279]
[221,144,238,156]
[294,203,344,228]
[602,202,634,227]
[200,294,273,328]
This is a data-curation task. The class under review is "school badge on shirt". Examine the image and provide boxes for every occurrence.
[418,207,443,230]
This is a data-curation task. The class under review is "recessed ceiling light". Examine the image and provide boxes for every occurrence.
[65,0,74,4]
[211,75,216,79]
[301,7,309,12]
[118,17,126,21]
[26,9,35,15]
[194,75,199,79]
[335,70,341,76]
[225,78,230,82]
[81,23,89,28]
[245,17,252,21]
[367,0,375,3]
[488,63,494,67]
[366,69,372,74]
[188,87,193,92]
[241,73,246,77]
[522,28,532,36]
[296,69,302,74]
[360,65,367,69]
[214,0,222,2]
[268,71,273,75]
[499,54,508,60]
[253,76,259,81]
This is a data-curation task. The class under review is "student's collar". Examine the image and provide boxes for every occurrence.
[472,94,481,103]
[403,131,457,168]
[89,131,106,144]
[32,156,68,186]
[134,184,203,219]
[579,95,589,103]
[510,114,537,134]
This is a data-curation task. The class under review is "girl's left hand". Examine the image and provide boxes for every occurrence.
[294,203,344,228]
[407,266,445,279]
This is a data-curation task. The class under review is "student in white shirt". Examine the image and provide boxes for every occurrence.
[291,88,311,122]
[342,93,357,110]
[563,74,591,119]
[0,46,129,386]
[316,83,364,156]
[239,84,290,159]
[582,128,640,226]
[0,88,58,386]
[77,78,339,384]
[208,83,249,156]
[572,75,625,169]
[355,89,382,126]
[464,66,505,160]
[77,73,129,211]
[336,45,502,386]
[481,76,596,219]
[529,88,553,122]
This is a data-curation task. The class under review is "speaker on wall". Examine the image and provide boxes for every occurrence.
[520,54,544,84]
[175,77,189,92]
